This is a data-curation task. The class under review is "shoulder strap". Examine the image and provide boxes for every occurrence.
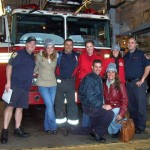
[57,51,63,66]
[57,51,79,66]
[72,51,79,66]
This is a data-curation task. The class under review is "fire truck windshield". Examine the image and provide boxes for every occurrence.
[67,17,110,47]
[11,13,64,45]
[11,13,110,47]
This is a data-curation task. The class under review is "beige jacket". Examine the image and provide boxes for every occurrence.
[34,51,57,87]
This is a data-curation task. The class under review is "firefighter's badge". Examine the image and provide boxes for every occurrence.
[11,52,18,58]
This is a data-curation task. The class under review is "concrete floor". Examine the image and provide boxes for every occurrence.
[0,101,150,150]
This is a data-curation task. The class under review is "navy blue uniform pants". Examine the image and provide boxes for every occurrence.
[126,81,147,130]
[83,106,114,137]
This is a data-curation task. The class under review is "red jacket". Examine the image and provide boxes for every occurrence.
[103,82,128,117]
[101,58,126,83]
[77,51,103,80]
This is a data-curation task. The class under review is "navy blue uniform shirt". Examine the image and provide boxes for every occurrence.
[9,49,35,90]
[124,49,150,80]
[59,51,78,79]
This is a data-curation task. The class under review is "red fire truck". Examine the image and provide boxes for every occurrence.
[0,0,111,104]
[0,15,11,96]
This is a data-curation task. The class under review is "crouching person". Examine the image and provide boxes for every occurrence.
[103,63,128,138]
[79,59,114,142]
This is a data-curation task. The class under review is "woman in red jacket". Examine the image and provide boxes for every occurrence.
[103,63,128,138]
[78,40,103,80]
[101,44,125,83]
[77,40,103,127]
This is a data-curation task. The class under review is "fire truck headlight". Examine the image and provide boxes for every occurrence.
[0,53,11,63]
[104,54,110,59]
[34,95,40,101]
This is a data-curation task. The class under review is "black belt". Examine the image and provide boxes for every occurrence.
[126,78,141,83]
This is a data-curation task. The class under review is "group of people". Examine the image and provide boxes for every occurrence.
[1,36,150,144]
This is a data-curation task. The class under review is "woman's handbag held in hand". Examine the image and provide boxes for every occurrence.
[118,115,135,142]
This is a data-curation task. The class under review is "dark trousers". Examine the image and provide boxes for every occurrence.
[83,106,114,137]
[126,81,147,130]
[55,79,78,122]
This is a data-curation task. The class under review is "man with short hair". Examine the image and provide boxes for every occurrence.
[55,39,79,135]
[1,36,36,144]
[124,37,150,134]
[79,59,114,142]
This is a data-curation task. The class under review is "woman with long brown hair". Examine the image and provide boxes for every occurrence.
[103,63,128,138]
[34,39,58,134]
[101,44,125,83]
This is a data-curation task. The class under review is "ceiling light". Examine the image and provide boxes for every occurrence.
[5,6,12,14]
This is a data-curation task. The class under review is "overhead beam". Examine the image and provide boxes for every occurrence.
[107,0,126,10]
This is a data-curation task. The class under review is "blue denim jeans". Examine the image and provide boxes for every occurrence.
[38,86,57,131]
[108,108,122,134]
[82,113,90,127]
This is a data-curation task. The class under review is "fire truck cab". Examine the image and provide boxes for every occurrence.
[0,0,111,104]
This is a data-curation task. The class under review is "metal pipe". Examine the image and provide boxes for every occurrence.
[75,0,91,14]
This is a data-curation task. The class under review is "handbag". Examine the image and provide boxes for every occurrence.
[119,115,135,142]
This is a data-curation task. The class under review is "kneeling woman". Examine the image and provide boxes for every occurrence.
[103,63,128,138]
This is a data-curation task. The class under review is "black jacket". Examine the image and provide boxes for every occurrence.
[79,72,104,109]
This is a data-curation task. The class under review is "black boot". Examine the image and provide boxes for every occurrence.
[1,129,8,144]
[14,127,29,138]
[90,132,106,142]
[59,127,68,136]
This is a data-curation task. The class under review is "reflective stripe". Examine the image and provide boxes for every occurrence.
[64,92,77,103]
[64,98,67,104]
[75,92,77,103]
[56,117,67,124]
[67,119,79,125]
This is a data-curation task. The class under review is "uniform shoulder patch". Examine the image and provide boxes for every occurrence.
[11,52,18,58]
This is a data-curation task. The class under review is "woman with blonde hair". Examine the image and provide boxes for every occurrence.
[34,39,58,134]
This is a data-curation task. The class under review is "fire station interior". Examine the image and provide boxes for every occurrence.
[0,0,150,149]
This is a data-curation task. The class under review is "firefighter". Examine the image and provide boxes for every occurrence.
[1,37,36,144]
[124,37,150,134]
[55,39,79,136]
